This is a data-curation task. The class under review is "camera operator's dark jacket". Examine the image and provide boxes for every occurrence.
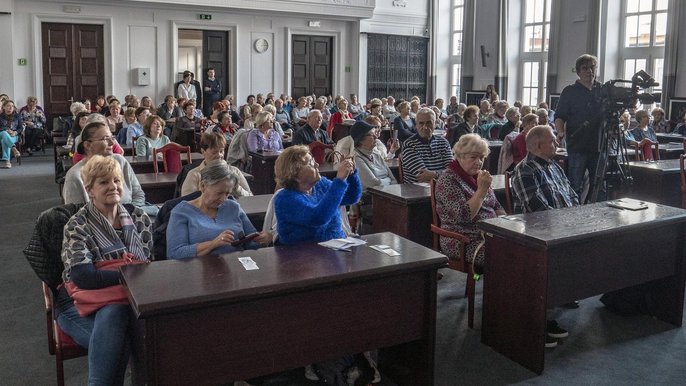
[555,80,604,153]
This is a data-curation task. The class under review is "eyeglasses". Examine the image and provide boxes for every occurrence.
[88,136,115,144]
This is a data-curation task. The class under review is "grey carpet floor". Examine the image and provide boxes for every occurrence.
[2,146,685,385]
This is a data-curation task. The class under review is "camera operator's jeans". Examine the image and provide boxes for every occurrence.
[57,303,131,386]
[567,151,601,203]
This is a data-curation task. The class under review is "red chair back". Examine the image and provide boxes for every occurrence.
[308,141,334,165]
[152,142,192,174]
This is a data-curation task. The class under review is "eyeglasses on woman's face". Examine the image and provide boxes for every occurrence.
[88,136,115,144]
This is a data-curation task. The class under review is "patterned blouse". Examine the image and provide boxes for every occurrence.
[435,167,502,268]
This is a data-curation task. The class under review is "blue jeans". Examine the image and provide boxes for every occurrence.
[567,151,600,201]
[0,131,18,161]
[57,303,131,386]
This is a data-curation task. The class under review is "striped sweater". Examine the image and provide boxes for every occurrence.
[400,134,452,183]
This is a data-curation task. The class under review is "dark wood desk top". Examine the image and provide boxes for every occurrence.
[237,193,273,216]
[121,232,447,318]
[478,200,686,249]
[657,132,686,142]
[367,175,506,204]
[125,153,202,164]
[136,172,178,186]
[629,159,681,173]
[249,150,282,160]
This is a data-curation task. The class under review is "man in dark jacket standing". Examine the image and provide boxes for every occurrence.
[203,68,222,117]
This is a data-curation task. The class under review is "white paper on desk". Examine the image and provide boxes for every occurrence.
[370,244,401,256]
[238,257,259,270]
[413,182,431,188]
[319,237,367,250]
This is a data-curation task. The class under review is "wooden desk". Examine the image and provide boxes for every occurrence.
[121,232,447,386]
[125,153,202,174]
[478,201,686,374]
[137,172,177,204]
[656,132,686,144]
[369,176,506,248]
[658,142,683,160]
[249,150,281,195]
[628,159,681,207]
[237,193,273,231]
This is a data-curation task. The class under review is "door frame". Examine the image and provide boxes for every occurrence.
[285,28,341,97]
[171,21,236,101]
[31,14,113,105]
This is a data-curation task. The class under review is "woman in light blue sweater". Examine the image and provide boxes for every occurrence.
[166,161,261,259]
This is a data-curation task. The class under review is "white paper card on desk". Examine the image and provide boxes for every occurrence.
[606,198,649,211]
[238,257,259,270]
[319,237,367,251]
[370,244,401,256]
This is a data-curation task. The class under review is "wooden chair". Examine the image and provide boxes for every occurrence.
[152,142,192,174]
[42,282,87,386]
[504,171,514,215]
[631,140,660,161]
[397,153,404,183]
[308,141,334,164]
[680,154,686,209]
[429,178,477,328]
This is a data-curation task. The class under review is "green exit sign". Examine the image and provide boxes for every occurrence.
[198,14,212,20]
[18,58,27,66]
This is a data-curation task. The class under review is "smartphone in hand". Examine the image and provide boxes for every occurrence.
[231,232,260,247]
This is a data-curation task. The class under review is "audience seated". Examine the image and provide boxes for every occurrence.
[172,101,200,147]
[447,105,479,148]
[292,110,333,145]
[348,94,365,120]
[73,114,125,164]
[508,113,539,169]
[67,111,91,154]
[478,100,492,125]
[351,121,397,189]
[498,107,521,140]
[291,96,310,130]
[242,103,262,130]
[247,111,283,153]
[166,162,261,259]
[157,95,183,137]
[487,100,509,126]
[105,99,124,134]
[63,121,145,206]
[393,101,417,143]
[58,155,152,385]
[124,107,150,146]
[135,115,171,157]
[400,107,452,183]
[0,99,24,169]
[629,110,658,160]
[651,107,669,133]
[19,96,47,155]
[327,97,353,136]
[314,97,332,128]
[436,134,505,274]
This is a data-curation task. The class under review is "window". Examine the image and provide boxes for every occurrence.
[520,0,551,106]
[621,0,667,108]
[450,0,465,98]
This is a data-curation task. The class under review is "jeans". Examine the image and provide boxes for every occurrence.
[0,131,18,161]
[57,303,132,386]
[566,151,600,202]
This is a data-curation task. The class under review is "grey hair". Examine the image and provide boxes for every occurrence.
[416,107,436,121]
[200,160,239,187]
[505,107,520,120]
[525,125,554,152]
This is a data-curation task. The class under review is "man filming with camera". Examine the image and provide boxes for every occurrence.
[554,54,604,202]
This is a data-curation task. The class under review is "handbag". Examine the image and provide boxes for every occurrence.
[64,253,146,317]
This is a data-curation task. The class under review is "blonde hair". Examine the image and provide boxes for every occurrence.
[255,111,273,127]
[274,145,311,190]
[80,155,123,190]
[453,133,490,159]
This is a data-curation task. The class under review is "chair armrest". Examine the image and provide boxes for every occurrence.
[430,224,471,244]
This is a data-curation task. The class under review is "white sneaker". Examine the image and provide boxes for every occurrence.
[304,364,320,381]
[1,160,11,169]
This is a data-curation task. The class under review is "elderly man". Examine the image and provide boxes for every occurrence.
[511,125,579,213]
[555,54,604,200]
[292,109,333,145]
[400,107,452,183]
[511,125,579,348]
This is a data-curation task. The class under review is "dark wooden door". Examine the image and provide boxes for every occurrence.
[202,30,229,100]
[41,23,104,118]
[367,34,427,101]
[291,35,332,99]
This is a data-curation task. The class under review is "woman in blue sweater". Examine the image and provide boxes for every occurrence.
[273,145,362,245]
[166,161,261,259]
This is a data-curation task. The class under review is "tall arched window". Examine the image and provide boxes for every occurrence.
[450,0,465,97]
[520,0,551,106]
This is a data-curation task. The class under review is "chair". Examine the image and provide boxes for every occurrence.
[503,171,514,215]
[308,141,334,164]
[680,154,686,209]
[429,178,476,328]
[42,282,88,386]
[631,140,660,161]
[152,142,192,174]
[397,153,404,183]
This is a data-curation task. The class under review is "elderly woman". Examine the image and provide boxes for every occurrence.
[172,101,200,146]
[629,109,658,160]
[273,145,362,245]
[393,101,417,143]
[0,99,23,168]
[487,100,509,125]
[448,105,480,147]
[135,115,171,157]
[167,162,260,259]
[105,99,124,134]
[247,111,283,153]
[242,103,263,130]
[651,107,669,133]
[19,96,47,154]
[498,107,521,140]
[58,155,152,385]
[348,94,364,119]
[63,121,145,206]
[124,107,151,146]
[181,131,252,197]
[368,98,388,128]
[327,97,353,136]
[511,113,539,165]
[352,121,397,189]
[436,134,506,273]
[291,96,310,129]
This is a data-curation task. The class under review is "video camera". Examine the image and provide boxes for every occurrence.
[597,70,661,112]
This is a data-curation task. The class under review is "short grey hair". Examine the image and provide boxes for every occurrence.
[505,107,520,120]
[453,133,490,159]
[200,160,239,187]
[525,125,554,152]
[416,107,436,122]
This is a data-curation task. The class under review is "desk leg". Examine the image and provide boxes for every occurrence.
[482,234,548,374]
[647,225,686,326]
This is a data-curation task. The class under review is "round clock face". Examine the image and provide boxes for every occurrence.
[254,38,269,53]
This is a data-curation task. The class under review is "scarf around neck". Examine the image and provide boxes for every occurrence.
[83,201,148,261]
[448,159,478,191]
